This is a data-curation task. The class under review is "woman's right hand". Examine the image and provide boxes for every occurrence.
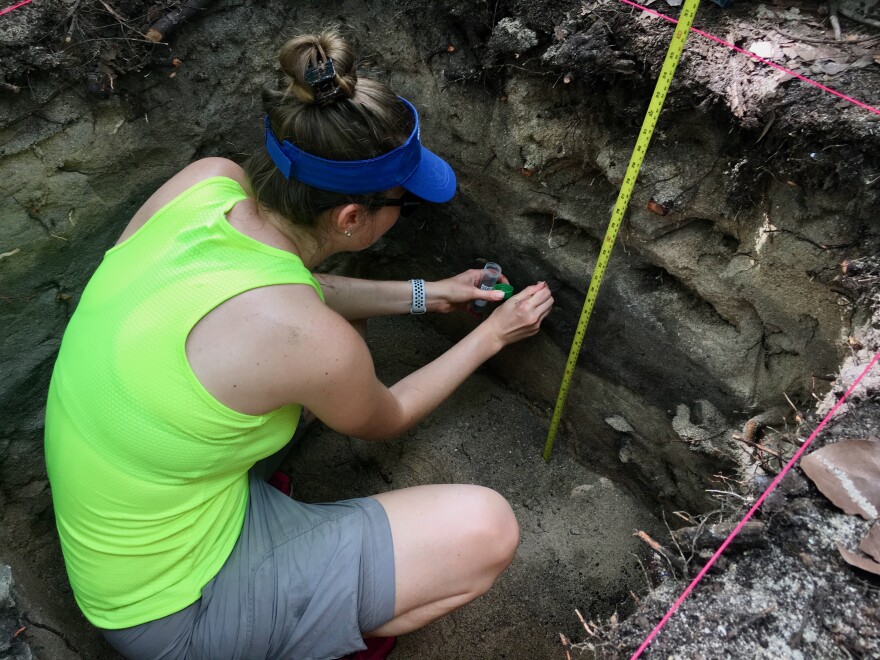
[483,281,554,347]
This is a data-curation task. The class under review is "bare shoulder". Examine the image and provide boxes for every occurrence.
[259,285,394,435]
[218,283,375,413]
[267,284,373,373]
[193,282,397,436]
[264,283,366,358]
[188,281,372,415]
[116,158,248,245]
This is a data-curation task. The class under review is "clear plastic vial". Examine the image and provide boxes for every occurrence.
[472,262,502,308]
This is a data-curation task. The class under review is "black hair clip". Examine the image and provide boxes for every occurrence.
[305,58,345,104]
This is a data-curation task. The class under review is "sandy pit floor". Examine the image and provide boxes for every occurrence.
[282,312,663,659]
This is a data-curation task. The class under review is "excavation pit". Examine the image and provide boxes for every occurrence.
[1,0,879,657]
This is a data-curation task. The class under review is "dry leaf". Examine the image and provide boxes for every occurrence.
[852,55,875,69]
[837,542,880,576]
[793,45,820,62]
[815,46,840,59]
[822,62,848,76]
[800,439,880,520]
[748,41,782,59]
[860,524,880,563]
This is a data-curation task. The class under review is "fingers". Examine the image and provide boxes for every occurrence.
[507,283,554,327]
[530,294,553,314]
[534,296,554,320]
[510,281,550,306]
[478,288,506,302]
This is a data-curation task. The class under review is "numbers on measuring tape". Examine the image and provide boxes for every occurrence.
[544,0,703,462]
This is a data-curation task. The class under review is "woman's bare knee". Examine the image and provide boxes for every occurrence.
[368,487,518,636]
[461,486,519,578]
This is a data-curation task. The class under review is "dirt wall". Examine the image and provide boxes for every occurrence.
[1,0,879,657]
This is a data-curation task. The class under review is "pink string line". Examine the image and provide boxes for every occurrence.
[618,0,880,117]
[0,0,34,18]
[630,348,880,659]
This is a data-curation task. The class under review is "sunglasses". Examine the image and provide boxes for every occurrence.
[375,192,422,217]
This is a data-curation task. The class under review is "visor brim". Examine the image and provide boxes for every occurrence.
[402,146,457,203]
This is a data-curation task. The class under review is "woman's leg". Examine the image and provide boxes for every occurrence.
[366,484,519,636]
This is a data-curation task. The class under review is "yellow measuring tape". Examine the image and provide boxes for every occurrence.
[543,0,702,462]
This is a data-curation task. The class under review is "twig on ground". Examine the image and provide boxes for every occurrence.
[663,510,688,566]
[789,594,815,648]
[631,552,653,591]
[634,530,679,578]
[673,509,698,524]
[772,26,878,44]
[706,489,753,502]
[673,521,767,553]
[783,392,804,424]
[829,0,843,41]
[145,0,218,43]
[726,605,778,640]
[97,0,129,24]
[733,433,783,458]
[711,472,748,486]
[575,608,597,637]
[559,632,573,660]
[839,5,880,28]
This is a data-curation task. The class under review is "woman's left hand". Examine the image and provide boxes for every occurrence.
[427,269,509,313]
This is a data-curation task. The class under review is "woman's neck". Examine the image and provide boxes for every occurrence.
[254,203,334,270]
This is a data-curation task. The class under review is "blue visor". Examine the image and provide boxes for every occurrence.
[265,97,456,203]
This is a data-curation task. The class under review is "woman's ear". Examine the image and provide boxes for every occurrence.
[330,203,363,237]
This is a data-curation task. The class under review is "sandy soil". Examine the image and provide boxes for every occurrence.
[284,313,663,659]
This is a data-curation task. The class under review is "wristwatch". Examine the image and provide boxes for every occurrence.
[409,279,427,315]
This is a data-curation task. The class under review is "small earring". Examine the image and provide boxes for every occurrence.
[344,230,353,237]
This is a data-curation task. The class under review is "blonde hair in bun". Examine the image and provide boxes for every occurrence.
[244,28,414,235]
[280,31,357,104]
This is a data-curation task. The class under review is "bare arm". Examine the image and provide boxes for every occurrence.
[285,282,553,440]
[315,270,507,320]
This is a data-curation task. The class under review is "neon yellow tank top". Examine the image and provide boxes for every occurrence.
[44,176,323,629]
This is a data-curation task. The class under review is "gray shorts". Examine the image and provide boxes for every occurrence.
[101,462,396,660]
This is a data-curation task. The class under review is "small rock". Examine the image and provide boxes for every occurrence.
[605,415,635,434]
[780,471,808,496]
[570,484,594,498]
[0,564,12,609]
[547,232,570,249]
[761,487,787,513]
[488,18,538,55]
